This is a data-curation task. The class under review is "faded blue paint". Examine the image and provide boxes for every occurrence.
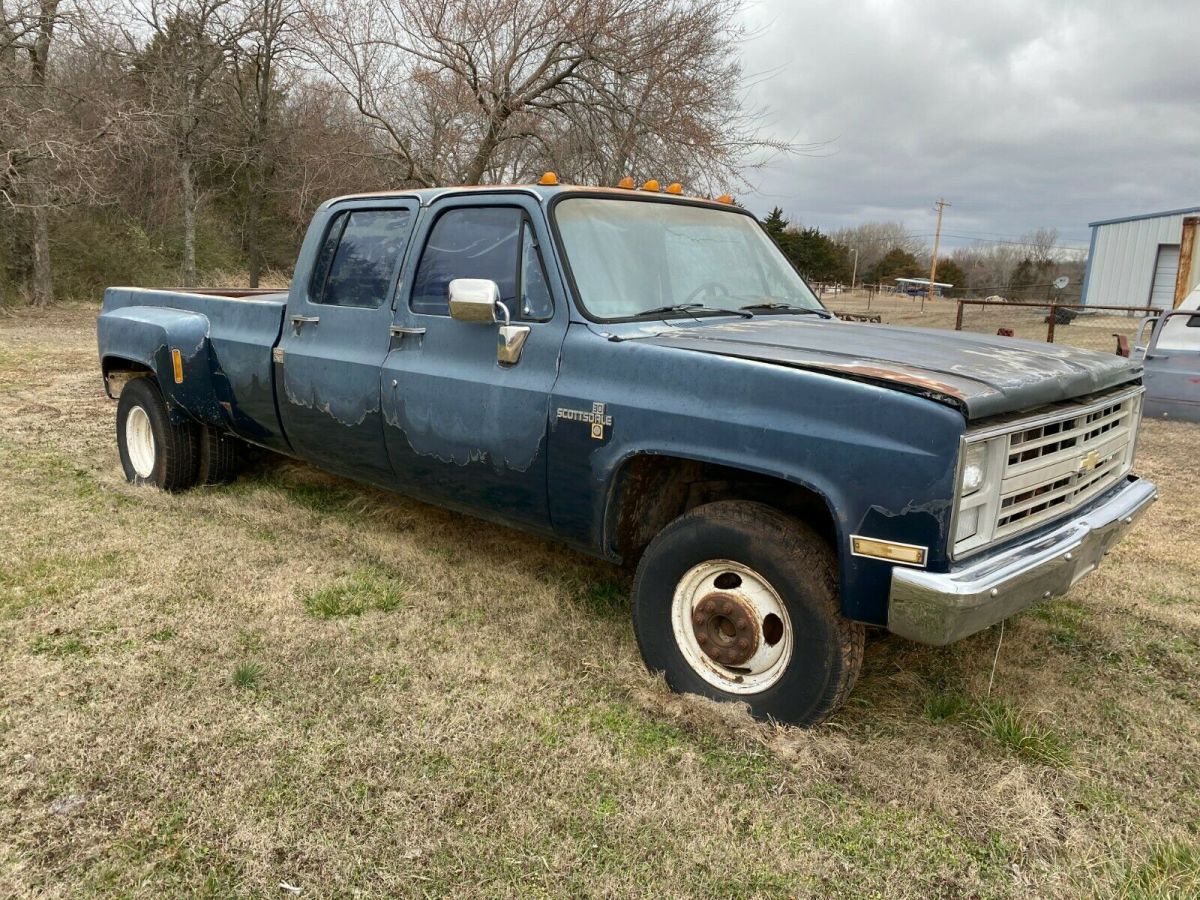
[96,185,1148,630]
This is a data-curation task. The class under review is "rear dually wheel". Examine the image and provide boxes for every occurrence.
[116,376,199,491]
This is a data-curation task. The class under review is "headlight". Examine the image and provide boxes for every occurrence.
[953,435,1004,556]
[960,442,988,496]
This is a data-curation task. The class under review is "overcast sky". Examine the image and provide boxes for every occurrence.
[735,0,1199,252]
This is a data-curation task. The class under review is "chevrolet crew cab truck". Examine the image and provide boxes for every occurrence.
[97,179,1157,725]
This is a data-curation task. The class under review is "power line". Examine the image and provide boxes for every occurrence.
[910,233,1089,250]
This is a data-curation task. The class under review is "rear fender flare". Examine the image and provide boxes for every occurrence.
[98,306,223,426]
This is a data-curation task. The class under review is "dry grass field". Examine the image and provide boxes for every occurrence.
[824,290,1145,354]
[1,302,1197,898]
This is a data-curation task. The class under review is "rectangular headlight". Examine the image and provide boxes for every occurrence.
[953,435,1005,556]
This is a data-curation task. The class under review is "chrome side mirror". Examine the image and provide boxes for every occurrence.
[448,278,501,322]
[447,277,530,365]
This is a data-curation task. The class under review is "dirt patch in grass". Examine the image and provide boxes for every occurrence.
[1,304,1197,897]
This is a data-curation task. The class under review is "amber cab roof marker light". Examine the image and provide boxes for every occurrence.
[665,182,683,195]
[715,193,734,204]
[616,177,635,189]
[641,179,660,192]
[538,171,559,186]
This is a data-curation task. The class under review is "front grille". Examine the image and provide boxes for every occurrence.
[993,390,1140,539]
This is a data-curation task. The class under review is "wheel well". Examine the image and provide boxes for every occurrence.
[608,454,837,565]
[102,357,153,398]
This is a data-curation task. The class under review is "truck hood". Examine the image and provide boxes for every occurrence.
[642,318,1142,419]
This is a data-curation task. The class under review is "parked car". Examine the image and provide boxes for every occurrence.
[1130,290,1200,422]
[96,178,1157,725]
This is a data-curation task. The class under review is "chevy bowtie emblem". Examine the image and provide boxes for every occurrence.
[1077,449,1102,473]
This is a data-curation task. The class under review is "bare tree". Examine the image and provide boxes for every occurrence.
[1,0,67,304]
[1019,227,1058,268]
[829,222,927,281]
[126,0,244,285]
[299,0,783,189]
[221,0,296,285]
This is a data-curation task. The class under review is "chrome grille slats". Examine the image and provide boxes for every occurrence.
[952,385,1144,559]
[993,391,1141,539]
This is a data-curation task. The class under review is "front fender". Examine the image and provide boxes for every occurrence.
[97,306,223,425]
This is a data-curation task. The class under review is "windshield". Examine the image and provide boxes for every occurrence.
[554,197,824,319]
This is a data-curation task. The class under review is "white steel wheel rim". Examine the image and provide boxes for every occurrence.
[125,405,156,478]
[670,559,794,695]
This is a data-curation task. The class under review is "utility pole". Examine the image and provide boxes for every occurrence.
[926,198,950,311]
[849,248,858,292]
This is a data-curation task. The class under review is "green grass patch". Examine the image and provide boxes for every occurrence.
[0,550,128,619]
[973,699,1072,766]
[588,702,687,758]
[923,689,970,723]
[1113,840,1200,899]
[281,478,362,515]
[232,662,265,689]
[30,633,91,659]
[302,566,410,618]
[572,576,629,618]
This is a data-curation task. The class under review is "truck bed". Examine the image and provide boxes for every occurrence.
[97,286,290,451]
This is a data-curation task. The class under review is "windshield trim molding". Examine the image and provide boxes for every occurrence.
[546,191,826,325]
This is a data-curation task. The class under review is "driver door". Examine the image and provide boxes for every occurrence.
[380,196,569,529]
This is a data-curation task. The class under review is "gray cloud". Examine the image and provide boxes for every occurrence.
[736,0,1200,250]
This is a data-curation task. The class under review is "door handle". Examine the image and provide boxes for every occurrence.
[291,314,319,333]
[390,325,426,337]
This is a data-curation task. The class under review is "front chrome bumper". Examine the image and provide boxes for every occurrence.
[888,476,1158,645]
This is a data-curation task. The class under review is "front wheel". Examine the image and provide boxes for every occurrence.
[632,500,864,727]
[116,376,199,491]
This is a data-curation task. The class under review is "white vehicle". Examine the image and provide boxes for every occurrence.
[1132,289,1200,422]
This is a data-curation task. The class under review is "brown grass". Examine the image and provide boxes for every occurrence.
[1,304,1197,898]
[824,289,1148,354]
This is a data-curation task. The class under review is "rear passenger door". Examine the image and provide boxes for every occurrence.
[381,196,568,529]
[279,200,418,483]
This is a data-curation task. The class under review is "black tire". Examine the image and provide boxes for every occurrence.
[196,425,242,485]
[632,500,865,727]
[116,376,199,491]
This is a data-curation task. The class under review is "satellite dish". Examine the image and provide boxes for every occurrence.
[1053,276,1070,290]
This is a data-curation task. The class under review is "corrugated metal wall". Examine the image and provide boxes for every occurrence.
[1083,212,1194,308]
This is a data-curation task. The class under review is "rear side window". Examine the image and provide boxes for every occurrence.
[309,209,413,308]
[410,207,522,316]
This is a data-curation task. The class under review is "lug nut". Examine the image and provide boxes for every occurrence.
[737,639,748,651]
[721,601,732,615]
[693,612,706,626]
[736,617,748,631]
[697,633,708,644]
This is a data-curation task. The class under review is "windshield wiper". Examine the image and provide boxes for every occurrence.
[738,302,833,319]
[638,303,753,320]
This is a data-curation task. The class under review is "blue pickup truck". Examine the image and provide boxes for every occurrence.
[97,179,1157,725]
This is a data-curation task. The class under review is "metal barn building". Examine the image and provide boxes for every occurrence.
[1081,206,1200,309]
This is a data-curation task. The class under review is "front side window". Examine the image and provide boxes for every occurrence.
[411,207,521,316]
[554,197,823,320]
[409,207,552,320]
[310,208,413,308]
